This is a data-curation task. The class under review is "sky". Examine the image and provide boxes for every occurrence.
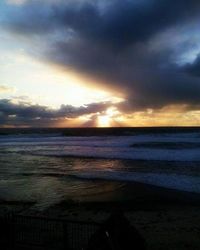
[1,0,200,127]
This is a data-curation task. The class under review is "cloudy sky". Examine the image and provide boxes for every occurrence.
[1,0,200,127]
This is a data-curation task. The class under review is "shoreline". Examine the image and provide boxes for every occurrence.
[1,180,200,215]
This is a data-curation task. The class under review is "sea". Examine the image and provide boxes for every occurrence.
[0,127,200,209]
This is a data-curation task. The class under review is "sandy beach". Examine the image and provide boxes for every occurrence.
[1,181,200,250]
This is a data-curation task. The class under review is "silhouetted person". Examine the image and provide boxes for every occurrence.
[86,212,146,250]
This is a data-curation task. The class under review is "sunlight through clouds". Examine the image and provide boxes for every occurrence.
[1,0,200,127]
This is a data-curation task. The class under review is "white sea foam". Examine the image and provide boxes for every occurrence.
[71,170,200,193]
[1,133,200,146]
[36,147,200,161]
[1,133,200,161]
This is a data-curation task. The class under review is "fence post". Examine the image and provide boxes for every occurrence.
[63,221,68,249]
[4,213,14,250]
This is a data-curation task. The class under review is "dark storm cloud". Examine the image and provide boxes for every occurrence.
[59,0,200,49]
[48,37,200,110]
[7,0,200,47]
[0,99,112,126]
[3,0,200,112]
[183,54,200,77]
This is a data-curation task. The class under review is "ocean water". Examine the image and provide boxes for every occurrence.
[0,128,200,209]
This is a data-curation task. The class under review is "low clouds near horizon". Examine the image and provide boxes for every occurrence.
[1,0,200,126]
[0,99,116,127]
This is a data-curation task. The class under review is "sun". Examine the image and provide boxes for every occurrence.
[98,115,111,127]
[97,107,121,127]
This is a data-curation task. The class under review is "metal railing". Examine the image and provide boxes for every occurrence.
[0,214,101,250]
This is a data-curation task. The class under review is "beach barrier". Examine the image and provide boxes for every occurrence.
[0,214,101,250]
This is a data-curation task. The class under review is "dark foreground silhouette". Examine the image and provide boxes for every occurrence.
[87,212,146,250]
[0,212,145,250]
[0,214,99,250]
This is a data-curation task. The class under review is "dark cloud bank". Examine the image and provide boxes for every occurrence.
[0,99,112,126]
[2,0,200,125]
